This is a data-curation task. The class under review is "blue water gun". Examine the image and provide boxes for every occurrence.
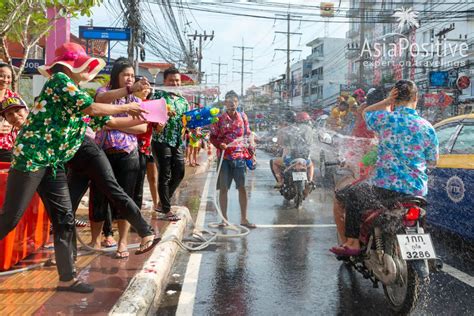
[182,106,220,129]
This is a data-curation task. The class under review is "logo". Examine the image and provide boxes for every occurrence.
[392,7,419,32]
[446,176,465,203]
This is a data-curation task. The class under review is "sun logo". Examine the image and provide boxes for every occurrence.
[392,7,419,32]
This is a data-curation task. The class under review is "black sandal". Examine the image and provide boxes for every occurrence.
[135,237,161,255]
[57,280,94,293]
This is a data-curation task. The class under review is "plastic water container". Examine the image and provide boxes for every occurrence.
[0,162,50,271]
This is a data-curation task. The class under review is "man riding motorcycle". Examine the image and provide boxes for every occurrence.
[270,111,314,191]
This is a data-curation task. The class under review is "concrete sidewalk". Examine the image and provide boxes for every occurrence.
[0,152,212,315]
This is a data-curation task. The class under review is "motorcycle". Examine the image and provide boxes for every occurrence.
[279,157,310,209]
[336,196,442,314]
[269,137,312,209]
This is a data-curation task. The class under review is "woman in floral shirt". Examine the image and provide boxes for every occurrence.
[331,80,439,256]
[0,43,158,293]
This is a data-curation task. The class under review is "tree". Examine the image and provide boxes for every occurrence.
[0,0,102,91]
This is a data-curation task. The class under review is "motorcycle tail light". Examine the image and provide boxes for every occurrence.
[404,206,421,221]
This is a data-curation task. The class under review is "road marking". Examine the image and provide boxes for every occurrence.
[443,263,474,288]
[175,171,212,316]
[256,224,336,228]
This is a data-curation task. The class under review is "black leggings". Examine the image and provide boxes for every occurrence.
[67,138,153,238]
[133,151,148,210]
[0,168,76,282]
[151,141,185,213]
[89,148,141,224]
[336,182,407,238]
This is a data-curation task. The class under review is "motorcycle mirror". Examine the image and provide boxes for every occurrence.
[272,137,278,143]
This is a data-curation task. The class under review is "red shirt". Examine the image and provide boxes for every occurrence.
[0,89,19,150]
[210,111,253,160]
[136,123,153,155]
[352,112,375,139]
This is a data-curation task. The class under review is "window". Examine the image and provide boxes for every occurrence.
[451,123,474,154]
[435,123,459,154]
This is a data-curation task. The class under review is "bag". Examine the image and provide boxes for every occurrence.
[246,156,257,170]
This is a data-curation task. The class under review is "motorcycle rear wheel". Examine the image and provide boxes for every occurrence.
[383,241,429,314]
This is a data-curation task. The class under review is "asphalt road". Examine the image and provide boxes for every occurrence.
[157,150,474,316]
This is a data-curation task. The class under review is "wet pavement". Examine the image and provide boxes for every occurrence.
[0,153,210,315]
[158,150,474,315]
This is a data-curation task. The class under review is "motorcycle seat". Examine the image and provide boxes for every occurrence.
[386,195,427,208]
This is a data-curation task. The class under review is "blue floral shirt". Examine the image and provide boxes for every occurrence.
[365,107,439,196]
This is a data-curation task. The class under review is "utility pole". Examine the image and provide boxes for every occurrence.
[435,24,455,70]
[188,30,214,83]
[233,39,253,108]
[274,13,302,107]
[358,1,365,87]
[211,57,228,101]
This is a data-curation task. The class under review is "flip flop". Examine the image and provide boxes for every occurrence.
[159,212,181,222]
[329,245,361,257]
[114,250,130,259]
[57,280,94,293]
[240,222,257,229]
[217,222,228,228]
[101,237,117,248]
[135,237,161,255]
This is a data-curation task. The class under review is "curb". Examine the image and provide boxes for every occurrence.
[109,207,190,316]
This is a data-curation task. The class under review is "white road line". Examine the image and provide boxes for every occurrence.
[443,263,474,288]
[175,171,212,316]
[256,224,337,228]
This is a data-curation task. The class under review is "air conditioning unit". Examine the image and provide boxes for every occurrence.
[28,44,44,59]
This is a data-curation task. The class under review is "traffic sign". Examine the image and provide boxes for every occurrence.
[457,75,471,90]
[79,26,131,41]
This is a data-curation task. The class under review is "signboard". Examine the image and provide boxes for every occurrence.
[423,93,438,107]
[423,91,453,107]
[11,58,44,75]
[340,84,357,95]
[99,64,113,74]
[79,26,131,41]
[429,70,459,88]
[429,71,449,87]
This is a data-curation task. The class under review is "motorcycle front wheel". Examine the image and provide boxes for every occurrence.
[383,241,429,314]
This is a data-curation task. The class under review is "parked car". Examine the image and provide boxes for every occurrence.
[428,113,474,241]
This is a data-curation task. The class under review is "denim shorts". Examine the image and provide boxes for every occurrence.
[216,159,247,190]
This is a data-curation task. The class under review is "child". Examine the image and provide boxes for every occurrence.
[188,127,202,167]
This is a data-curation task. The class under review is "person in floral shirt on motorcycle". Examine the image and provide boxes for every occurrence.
[330,80,439,256]
[210,90,256,229]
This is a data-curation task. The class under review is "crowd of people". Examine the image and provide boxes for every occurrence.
[0,42,257,292]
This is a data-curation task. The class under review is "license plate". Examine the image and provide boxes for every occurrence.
[396,234,436,260]
[292,172,307,181]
